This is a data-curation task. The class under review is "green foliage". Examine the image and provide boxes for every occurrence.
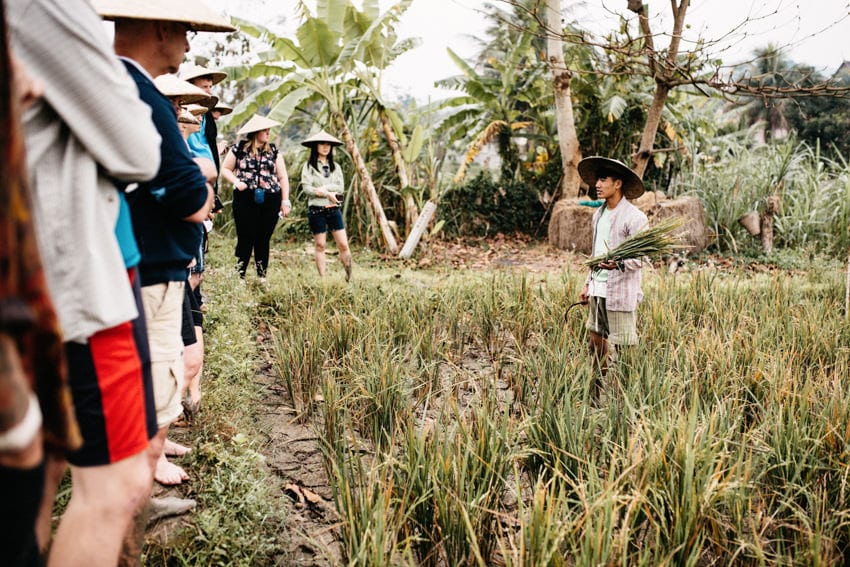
[142,237,286,566]
[434,0,556,182]
[439,172,547,237]
[677,139,850,254]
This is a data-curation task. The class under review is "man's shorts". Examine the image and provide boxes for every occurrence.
[141,281,186,429]
[307,206,345,235]
[66,269,157,466]
[586,296,638,346]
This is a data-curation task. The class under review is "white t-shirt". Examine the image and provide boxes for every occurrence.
[588,206,612,298]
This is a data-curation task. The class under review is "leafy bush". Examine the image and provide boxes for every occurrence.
[439,171,548,237]
[677,140,850,254]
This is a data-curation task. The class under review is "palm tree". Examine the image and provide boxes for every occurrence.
[435,0,553,183]
[545,0,582,198]
[736,45,796,142]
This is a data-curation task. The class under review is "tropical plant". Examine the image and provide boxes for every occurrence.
[221,0,419,254]
[435,0,555,183]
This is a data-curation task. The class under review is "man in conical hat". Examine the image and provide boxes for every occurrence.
[180,63,226,176]
[92,0,233,546]
[576,156,648,381]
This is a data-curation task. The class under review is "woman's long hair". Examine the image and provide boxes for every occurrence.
[244,131,272,156]
[307,144,336,173]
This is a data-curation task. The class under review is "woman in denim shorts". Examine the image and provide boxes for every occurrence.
[300,130,353,281]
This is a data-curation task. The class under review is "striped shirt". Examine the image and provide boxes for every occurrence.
[584,198,648,312]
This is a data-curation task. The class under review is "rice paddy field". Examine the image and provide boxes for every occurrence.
[146,236,850,566]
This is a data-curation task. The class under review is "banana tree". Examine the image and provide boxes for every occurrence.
[221,0,416,254]
[347,17,424,237]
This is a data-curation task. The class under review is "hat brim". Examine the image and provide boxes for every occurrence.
[577,156,645,200]
[182,69,227,85]
[92,0,236,32]
[237,115,281,137]
[153,74,211,106]
[301,131,343,147]
[301,140,343,148]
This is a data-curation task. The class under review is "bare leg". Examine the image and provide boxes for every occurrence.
[152,427,187,486]
[186,326,203,411]
[588,331,609,376]
[313,232,327,277]
[180,328,203,421]
[331,229,352,281]
[48,451,152,567]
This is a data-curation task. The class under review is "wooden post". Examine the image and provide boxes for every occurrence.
[760,194,781,254]
[845,251,850,318]
[398,200,438,259]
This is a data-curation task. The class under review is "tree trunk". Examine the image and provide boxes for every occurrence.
[379,111,418,235]
[398,200,438,259]
[334,114,399,254]
[629,0,690,179]
[546,0,582,199]
[632,83,671,177]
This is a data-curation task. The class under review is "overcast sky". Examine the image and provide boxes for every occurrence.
[202,0,850,100]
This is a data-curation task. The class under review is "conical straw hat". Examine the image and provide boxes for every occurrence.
[301,130,343,147]
[178,108,200,125]
[577,156,645,200]
[90,0,235,32]
[180,63,227,85]
[184,103,209,117]
[212,101,232,116]
[237,114,281,137]
[154,74,211,106]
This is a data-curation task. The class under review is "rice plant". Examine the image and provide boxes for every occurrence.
[243,241,850,566]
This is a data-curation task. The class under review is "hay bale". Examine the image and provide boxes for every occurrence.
[648,196,708,253]
[548,198,596,255]
[548,193,708,254]
[633,190,667,210]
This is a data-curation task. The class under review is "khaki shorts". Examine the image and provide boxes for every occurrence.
[141,281,185,429]
[586,296,638,346]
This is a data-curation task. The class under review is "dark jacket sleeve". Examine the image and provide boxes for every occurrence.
[137,81,208,220]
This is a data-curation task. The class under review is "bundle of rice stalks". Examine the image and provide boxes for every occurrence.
[585,216,688,270]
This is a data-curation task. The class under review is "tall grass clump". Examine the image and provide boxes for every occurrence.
[678,139,850,254]
[247,242,850,566]
[498,476,569,567]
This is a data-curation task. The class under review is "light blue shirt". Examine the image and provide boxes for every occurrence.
[186,115,214,161]
[114,191,140,269]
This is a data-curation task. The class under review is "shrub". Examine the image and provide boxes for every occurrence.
[439,171,548,237]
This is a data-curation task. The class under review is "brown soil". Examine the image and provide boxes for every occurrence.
[415,233,586,273]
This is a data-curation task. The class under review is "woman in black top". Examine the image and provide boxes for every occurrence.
[221,114,291,279]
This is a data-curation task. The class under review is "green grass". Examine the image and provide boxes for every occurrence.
[152,231,850,566]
